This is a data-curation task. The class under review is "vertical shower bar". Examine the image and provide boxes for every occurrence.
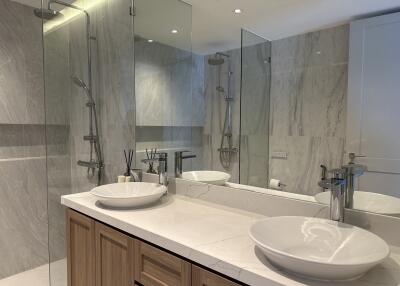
[50,0,103,184]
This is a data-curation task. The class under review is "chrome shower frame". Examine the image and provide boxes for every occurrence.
[47,0,103,184]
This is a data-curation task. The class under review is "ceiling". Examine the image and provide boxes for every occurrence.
[186,0,400,54]
[12,0,400,54]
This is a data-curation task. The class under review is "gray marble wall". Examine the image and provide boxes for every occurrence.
[200,25,348,195]
[135,37,204,173]
[269,25,348,195]
[0,0,49,279]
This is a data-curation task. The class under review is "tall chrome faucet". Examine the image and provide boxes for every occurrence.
[318,153,367,222]
[158,153,168,187]
[141,152,169,186]
[342,153,367,208]
[175,151,196,178]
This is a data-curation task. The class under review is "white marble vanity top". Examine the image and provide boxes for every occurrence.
[61,192,400,286]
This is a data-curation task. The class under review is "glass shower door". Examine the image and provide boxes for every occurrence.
[43,1,135,285]
[240,29,271,187]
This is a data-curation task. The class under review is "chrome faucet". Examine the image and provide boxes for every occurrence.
[141,152,168,186]
[319,169,346,221]
[342,153,367,208]
[175,151,196,178]
[318,154,367,222]
[158,152,168,186]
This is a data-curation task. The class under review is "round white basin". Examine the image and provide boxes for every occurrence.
[91,182,167,208]
[249,216,389,281]
[182,171,230,185]
[315,191,400,216]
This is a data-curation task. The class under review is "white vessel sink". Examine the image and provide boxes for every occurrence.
[249,216,389,281]
[182,171,230,185]
[315,191,400,216]
[91,182,167,208]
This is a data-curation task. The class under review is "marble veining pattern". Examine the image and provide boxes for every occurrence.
[268,25,349,195]
[61,190,400,286]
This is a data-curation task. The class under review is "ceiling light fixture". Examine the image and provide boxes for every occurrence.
[234,8,242,14]
[171,29,178,34]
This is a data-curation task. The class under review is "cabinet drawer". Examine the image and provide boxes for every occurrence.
[192,265,242,286]
[134,240,191,286]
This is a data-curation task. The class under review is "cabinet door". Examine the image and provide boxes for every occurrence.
[192,265,242,286]
[134,240,191,286]
[67,209,95,286]
[95,222,134,286]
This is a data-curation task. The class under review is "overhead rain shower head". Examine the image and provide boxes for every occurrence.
[208,52,230,66]
[33,8,62,20]
[208,56,225,66]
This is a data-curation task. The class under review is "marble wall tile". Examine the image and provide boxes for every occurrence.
[269,135,345,195]
[268,25,349,196]
[135,37,198,127]
[0,0,44,124]
[200,25,349,194]
[0,159,48,279]
[271,24,349,73]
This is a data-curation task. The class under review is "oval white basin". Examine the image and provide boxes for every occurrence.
[315,191,400,216]
[91,182,167,208]
[249,216,389,281]
[182,171,230,185]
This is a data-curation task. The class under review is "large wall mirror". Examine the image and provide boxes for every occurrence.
[134,0,400,218]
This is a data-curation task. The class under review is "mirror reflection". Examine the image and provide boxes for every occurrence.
[134,1,400,217]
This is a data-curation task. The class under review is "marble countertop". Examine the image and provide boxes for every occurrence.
[61,193,400,286]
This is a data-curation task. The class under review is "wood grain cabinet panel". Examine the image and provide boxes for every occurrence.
[66,209,95,286]
[66,208,243,286]
[134,240,191,286]
[95,222,134,286]
[192,265,242,286]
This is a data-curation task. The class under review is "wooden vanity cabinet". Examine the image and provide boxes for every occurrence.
[134,240,191,286]
[67,209,95,286]
[67,209,244,286]
[192,265,241,286]
[95,222,134,286]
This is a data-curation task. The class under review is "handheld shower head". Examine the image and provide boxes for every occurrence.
[72,76,89,90]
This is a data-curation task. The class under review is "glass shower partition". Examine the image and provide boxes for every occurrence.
[43,0,135,285]
[133,0,195,177]
[239,29,271,188]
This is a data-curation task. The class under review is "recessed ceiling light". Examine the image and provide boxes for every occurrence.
[234,8,242,14]
[148,39,154,43]
[171,29,178,34]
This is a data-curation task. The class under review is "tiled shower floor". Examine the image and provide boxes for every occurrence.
[0,259,66,286]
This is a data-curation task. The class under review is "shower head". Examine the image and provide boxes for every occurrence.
[208,56,225,66]
[72,76,89,90]
[216,86,225,93]
[208,52,230,66]
[33,8,62,20]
